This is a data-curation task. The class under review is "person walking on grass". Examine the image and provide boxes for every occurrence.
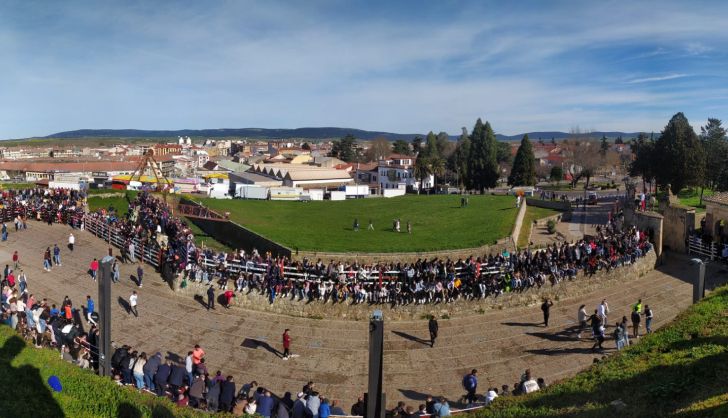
[282,329,292,360]
[368,219,374,230]
[353,218,359,232]
[129,291,139,317]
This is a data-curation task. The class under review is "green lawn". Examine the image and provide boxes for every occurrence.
[677,187,715,212]
[517,205,562,248]
[0,182,36,190]
[87,195,132,217]
[190,195,518,253]
[0,326,218,417]
[468,285,728,417]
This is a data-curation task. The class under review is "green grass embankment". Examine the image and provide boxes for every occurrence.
[469,285,728,417]
[0,326,218,417]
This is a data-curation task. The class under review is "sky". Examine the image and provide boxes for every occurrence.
[1,0,728,139]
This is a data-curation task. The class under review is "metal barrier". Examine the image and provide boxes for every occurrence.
[688,235,719,261]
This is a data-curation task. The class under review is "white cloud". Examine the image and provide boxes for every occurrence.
[627,74,689,84]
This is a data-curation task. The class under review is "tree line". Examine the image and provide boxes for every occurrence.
[630,112,728,202]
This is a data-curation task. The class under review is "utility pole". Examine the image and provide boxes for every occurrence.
[366,310,385,418]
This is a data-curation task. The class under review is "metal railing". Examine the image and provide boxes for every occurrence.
[687,235,720,261]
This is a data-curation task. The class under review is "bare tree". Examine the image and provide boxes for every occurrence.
[365,137,392,162]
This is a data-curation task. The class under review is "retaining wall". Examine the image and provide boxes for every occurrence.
[178,249,657,321]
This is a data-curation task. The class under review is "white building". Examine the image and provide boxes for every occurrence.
[377,155,433,191]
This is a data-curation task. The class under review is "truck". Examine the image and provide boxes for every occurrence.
[234,185,269,200]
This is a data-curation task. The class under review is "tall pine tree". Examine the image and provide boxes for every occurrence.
[468,118,500,192]
[508,134,536,186]
[654,112,705,194]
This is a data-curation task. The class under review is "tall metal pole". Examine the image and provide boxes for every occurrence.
[693,260,706,304]
[366,310,385,418]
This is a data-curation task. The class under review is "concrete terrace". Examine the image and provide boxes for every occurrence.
[2,221,726,408]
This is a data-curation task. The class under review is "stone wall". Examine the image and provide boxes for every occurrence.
[624,208,664,256]
[178,249,657,321]
[295,237,514,263]
[662,204,695,253]
[526,198,572,212]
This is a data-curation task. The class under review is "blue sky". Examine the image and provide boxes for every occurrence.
[1,0,728,139]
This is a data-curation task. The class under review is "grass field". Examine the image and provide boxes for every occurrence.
[190,195,518,253]
[677,187,715,213]
[0,326,216,417]
[517,205,562,248]
[470,285,728,417]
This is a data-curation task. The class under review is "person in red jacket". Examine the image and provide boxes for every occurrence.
[282,329,291,360]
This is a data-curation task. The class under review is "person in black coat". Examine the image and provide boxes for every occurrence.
[169,363,186,395]
[219,376,236,412]
[428,316,439,348]
[207,285,215,310]
[154,361,172,396]
[541,299,554,327]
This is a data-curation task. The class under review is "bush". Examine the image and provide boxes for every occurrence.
[546,219,557,234]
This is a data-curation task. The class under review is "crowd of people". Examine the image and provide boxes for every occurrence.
[86,193,654,310]
[0,187,86,228]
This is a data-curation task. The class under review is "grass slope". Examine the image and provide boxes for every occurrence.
[0,326,218,417]
[191,195,517,253]
[470,285,728,417]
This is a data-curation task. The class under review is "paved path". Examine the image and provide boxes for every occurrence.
[2,222,726,409]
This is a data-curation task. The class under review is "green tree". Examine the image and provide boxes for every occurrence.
[392,139,411,155]
[654,112,705,194]
[496,141,512,165]
[329,134,358,162]
[411,136,423,155]
[449,132,471,190]
[413,156,431,194]
[429,156,446,189]
[422,131,440,160]
[700,118,728,194]
[615,136,624,145]
[436,131,451,157]
[468,118,500,192]
[550,166,564,183]
[600,135,609,156]
[629,133,657,194]
[508,134,536,186]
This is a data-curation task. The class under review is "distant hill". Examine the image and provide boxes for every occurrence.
[44,127,420,141]
[35,128,643,142]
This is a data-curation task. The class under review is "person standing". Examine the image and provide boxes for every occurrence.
[68,233,75,252]
[541,299,554,327]
[368,219,374,230]
[428,315,439,348]
[207,285,215,310]
[597,299,609,324]
[353,218,359,232]
[129,291,139,317]
[86,295,96,325]
[2,223,8,241]
[43,247,52,272]
[12,251,19,270]
[631,306,641,338]
[576,304,588,339]
[136,263,144,288]
[644,305,654,334]
[462,369,478,405]
[112,260,120,283]
[282,329,292,360]
[128,241,136,263]
[90,258,99,281]
[53,244,62,266]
